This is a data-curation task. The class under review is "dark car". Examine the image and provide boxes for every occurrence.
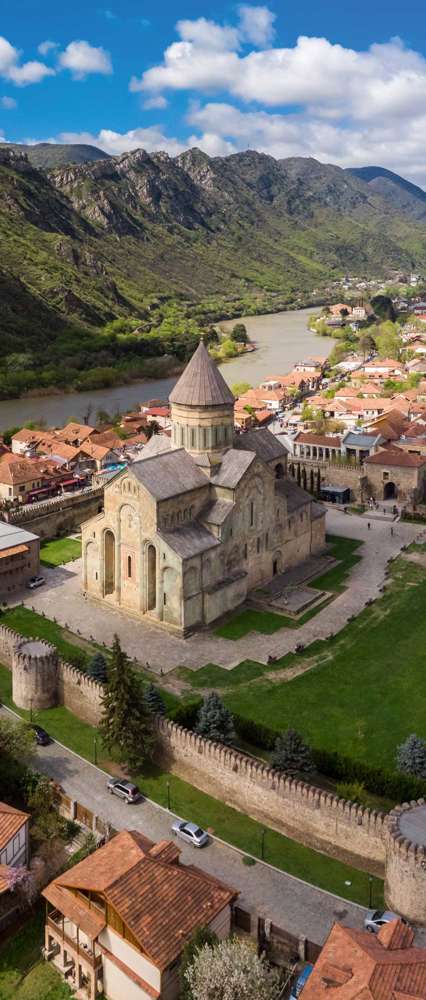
[28,724,51,746]
[107,779,142,804]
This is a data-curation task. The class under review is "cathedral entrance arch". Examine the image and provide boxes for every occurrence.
[147,545,157,611]
[104,530,115,595]
[272,551,282,576]
[275,462,285,480]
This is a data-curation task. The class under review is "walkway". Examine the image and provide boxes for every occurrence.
[21,510,421,674]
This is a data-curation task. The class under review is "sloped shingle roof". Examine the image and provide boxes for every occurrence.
[169,340,235,407]
[130,448,208,500]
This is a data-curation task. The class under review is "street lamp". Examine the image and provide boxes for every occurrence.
[368,875,373,909]
[93,737,97,766]
[166,780,171,811]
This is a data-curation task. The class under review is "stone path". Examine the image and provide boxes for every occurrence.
[20,510,422,675]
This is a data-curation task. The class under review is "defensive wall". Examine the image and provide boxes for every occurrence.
[1,621,424,920]
[288,458,367,502]
[1,487,104,539]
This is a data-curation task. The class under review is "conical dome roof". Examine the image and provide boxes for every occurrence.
[169,340,235,408]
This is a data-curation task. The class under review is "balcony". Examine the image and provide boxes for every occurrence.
[47,912,102,970]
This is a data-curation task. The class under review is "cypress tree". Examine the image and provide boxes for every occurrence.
[271,728,314,775]
[100,634,153,770]
[87,652,108,684]
[144,682,166,716]
[196,692,235,746]
[396,734,426,778]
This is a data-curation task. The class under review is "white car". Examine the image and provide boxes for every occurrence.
[27,575,46,589]
[171,820,209,848]
[364,910,408,934]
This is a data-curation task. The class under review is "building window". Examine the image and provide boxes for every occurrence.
[244,544,247,559]
[191,428,195,448]
[250,501,254,526]
[265,532,269,547]
[257,537,261,553]
[127,555,132,578]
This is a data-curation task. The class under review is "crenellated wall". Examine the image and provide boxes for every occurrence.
[385,802,426,923]
[155,718,387,874]
[1,487,104,539]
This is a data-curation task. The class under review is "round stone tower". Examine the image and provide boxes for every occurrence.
[12,638,59,711]
[385,800,426,924]
[169,338,235,462]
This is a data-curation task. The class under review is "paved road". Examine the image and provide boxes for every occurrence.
[22,510,422,673]
[2,707,366,947]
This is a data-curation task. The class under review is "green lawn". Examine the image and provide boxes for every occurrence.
[0,663,383,908]
[0,907,73,1000]
[224,557,426,770]
[0,606,94,668]
[311,534,363,593]
[40,538,82,568]
[215,609,297,640]
[178,655,297,690]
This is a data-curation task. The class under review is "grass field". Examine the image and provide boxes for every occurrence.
[0,606,95,668]
[0,663,383,908]
[223,556,426,770]
[40,538,82,568]
[0,908,73,1000]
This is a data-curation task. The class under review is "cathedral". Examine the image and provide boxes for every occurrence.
[82,341,326,634]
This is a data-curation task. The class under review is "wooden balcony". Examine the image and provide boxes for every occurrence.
[47,914,102,970]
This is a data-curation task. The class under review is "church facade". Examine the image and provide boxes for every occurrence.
[82,341,326,634]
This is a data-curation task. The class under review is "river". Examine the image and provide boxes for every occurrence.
[0,307,333,431]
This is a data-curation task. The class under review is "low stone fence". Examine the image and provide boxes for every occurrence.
[0,487,104,539]
[155,718,386,875]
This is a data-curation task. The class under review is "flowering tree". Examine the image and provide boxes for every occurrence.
[7,866,37,906]
[185,938,281,1000]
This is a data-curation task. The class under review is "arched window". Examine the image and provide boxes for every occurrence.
[127,555,132,578]
[250,501,254,526]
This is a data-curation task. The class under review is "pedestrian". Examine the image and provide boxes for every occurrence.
[368,522,371,530]
[391,526,394,536]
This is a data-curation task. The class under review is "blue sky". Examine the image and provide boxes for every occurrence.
[2,1,426,185]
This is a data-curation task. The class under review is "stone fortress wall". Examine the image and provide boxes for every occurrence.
[1,621,424,922]
[1,487,104,539]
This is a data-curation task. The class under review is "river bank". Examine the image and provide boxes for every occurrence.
[0,307,333,431]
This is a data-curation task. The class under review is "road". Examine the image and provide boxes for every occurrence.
[2,707,367,948]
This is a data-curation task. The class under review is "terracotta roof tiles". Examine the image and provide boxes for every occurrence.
[0,801,29,851]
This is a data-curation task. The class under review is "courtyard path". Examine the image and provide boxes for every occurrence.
[21,511,422,674]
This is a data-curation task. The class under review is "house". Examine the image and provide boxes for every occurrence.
[79,442,120,472]
[42,829,237,1000]
[301,918,426,999]
[0,521,40,596]
[0,801,30,868]
[362,359,405,379]
[292,432,342,461]
[413,301,426,316]
[55,423,98,448]
[364,447,426,501]
[329,303,352,316]
[0,457,64,503]
[341,431,383,462]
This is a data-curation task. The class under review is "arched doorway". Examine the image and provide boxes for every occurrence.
[104,530,115,595]
[275,462,285,480]
[384,481,396,500]
[147,545,157,610]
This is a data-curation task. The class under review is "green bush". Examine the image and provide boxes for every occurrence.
[335,781,369,805]
[169,698,203,730]
[312,748,426,802]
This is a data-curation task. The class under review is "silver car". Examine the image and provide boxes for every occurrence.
[107,779,141,804]
[364,910,407,934]
[171,820,209,848]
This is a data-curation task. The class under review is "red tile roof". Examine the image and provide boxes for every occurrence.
[302,920,426,1000]
[295,433,342,447]
[0,801,29,851]
[365,449,426,468]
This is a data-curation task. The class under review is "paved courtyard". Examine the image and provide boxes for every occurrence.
[20,509,422,674]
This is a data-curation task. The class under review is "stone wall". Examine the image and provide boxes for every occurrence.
[2,487,104,539]
[288,459,367,502]
[385,802,426,923]
[156,718,386,874]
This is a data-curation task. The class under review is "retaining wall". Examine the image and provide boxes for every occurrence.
[156,718,386,874]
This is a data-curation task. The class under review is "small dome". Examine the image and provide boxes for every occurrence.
[170,340,235,408]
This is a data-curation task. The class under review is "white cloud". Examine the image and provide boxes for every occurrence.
[0,35,54,86]
[38,40,58,56]
[58,40,112,79]
[176,17,240,51]
[57,126,186,157]
[238,5,276,47]
[143,95,168,110]
[1,95,17,108]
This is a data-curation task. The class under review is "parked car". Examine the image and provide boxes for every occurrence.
[171,820,209,848]
[106,779,141,804]
[364,910,408,934]
[27,576,45,590]
[290,964,313,999]
[28,723,51,746]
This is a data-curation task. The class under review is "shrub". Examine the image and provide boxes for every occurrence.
[87,651,108,684]
[396,734,426,778]
[336,780,369,805]
[144,683,166,716]
[270,729,314,775]
[169,698,203,729]
[196,693,236,746]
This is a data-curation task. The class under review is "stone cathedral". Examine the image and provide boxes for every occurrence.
[82,341,325,634]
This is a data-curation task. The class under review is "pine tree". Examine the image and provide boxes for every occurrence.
[270,728,314,775]
[144,682,166,716]
[100,634,153,770]
[87,652,108,684]
[396,734,426,777]
[196,693,235,746]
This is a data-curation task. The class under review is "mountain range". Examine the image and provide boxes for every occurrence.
[1,143,425,352]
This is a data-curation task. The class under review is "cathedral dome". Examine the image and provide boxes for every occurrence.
[170,340,235,408]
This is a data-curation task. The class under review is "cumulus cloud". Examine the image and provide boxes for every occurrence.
[57,126,186,157]
[58,40,112,78]
[143,95,168,110]
[38,40,58,56]
[0,35,54,86]
[1,95,17,108]
[238,5,276,47]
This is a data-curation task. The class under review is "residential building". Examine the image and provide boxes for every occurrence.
[0,801,30,868]
[0,521,40,595]
[364,448,426,501]
[0,457,64,504]
[301,918,426,999]
[42,829,237,1000]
